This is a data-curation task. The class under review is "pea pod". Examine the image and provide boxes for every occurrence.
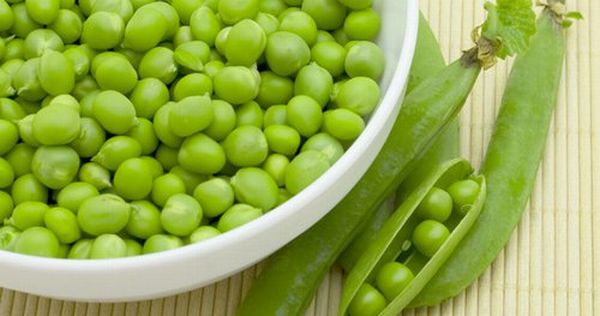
[339,159,486,316]
[338,13,459,272]
[409,4,569,307]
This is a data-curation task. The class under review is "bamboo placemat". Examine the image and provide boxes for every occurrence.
[1,1,598,315]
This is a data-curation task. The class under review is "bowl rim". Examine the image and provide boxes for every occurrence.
[0,0,420,278]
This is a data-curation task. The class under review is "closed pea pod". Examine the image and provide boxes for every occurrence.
[340,159,486,316]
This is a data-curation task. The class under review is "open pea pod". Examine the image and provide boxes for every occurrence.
[339,158,486,316]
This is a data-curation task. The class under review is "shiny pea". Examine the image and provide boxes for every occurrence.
[25,0,60,24]
[285,150,330,195]
[11,3,41,38]
[322,109,365,141]
[14,227,60,258]
[235,101,263,128]
[67,239,92,259]
[31,146,80,190]
[169,95,213,137]
[6,201,48,230]
[78,162,111,191]
[155,144,179,171]
[17,114,40,147]
[69,117,105,158]
[192,177,235,218]
[294,63,333,107]
[189,6,222,47]
[223,125,268,167]
[92,90,137,134]
[113,157,154,200]
[231,167,278,211]
[56,181,99,213]
[91,136,142,171]
[217,203,262,232]
[188,226,221,244]
[151,173,186,207]
[204,99,236,141]
[447,179,481,216]
[411,220,450,258]
[0,226,20,251]
[4,143,35,177]
[90,0,133,22]
[0,98,26,120]
[123,7,168,52]
[81,11,124,50]
[71,75,99,100]
[161,193,203,237]
[173,40,210,72]
[152,102,183,148]
[48,9,82,44]
[264,125,301,157]
[142,234,183,254]
[171,73,213,101]
[225,19,266,66]
[263,105,287,127]
[124,239,142,256]
[38,50,75,95]
[347,283,387,316]
[77,194,131,236]
[138,47,178,85]
[31,104,80,146]
[89,234,127,259]
[13,57,46,101]
[0,157,14,189]
[286,95,322,137]
[178,133,226,175]
[125,118,158,155]
[170,166,208,195]
[23,28,63,59]
[44,207,81,244]
[256,71,294,108]
[301,133,345,165]
[375,262,415,301]
[0,119,18,155]
[130,78,169,119]
[91,52,138,94]
[0,191,14,222]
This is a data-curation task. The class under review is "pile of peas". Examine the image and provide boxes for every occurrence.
[348,179,481,316]
[0,0,385,259]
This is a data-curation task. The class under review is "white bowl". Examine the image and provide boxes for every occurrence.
[0,0,418,302]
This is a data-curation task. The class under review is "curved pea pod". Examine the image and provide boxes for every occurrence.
[339,158,486,316]
[38,50,75,96]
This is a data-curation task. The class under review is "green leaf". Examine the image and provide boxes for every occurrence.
[482,0,536,59]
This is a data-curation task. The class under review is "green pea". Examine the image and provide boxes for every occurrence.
[31,146,80,190]
[174,40,210,72]
[213,66,259,105]
[151,173,186,208]
[44,207,80,244]
[280,11,317,46]
[187,226,220,243]
[262,154,289,187]
[124,7,168,52]
[287,95,322,137]
[0,98,25,121]
[153,102,183,148]
[0,190,14,222]
[254,72,293,108]
[138,47,178,85]
[294,63,333,107]
[47,94,79,112]
[1,60,24,79]
[333,28,350,46]
[170,166,208,195]
[254,12,279,35]
[375,262,414,301]
[91,0,133,22]
[178,133,226,175]
[322,109,365,141]
[224,19,266,66]
[142,2,178,39]
[3,39,24,62]
[67,239,92,259]
[89,234,127,259]
[160,193,203,237]
[412,220,450,258]
[126,200,163,239]
[236,101,263,128]
[217,203,262,232]
[285,150,330,195]
[337,0,371,10]
[4,144,34,177]
[258,0,287,16]
[25,0,60,24]
[347,283,387,316]
[7,201,47,230]
[343,8,380,41]
[30,105,79,146]
[139,156,164,179]
[218,0,258,25]
[169,0,201,24]
[124,239,142,256]
[266,31,310,76]
[204,99,236,141]
[81,11,124,50]
[0,68,14,98]
[301,0,346,31]
[123,118,158,155]
[129,78,169,119]
[0,157,14,189]
[16,114,39,147]
[78,162,111,191]
[169,95,213,137]
[311,41,346,77]
[142,234,183,254]
[336,76,380,116]
[11,3,41,38]
[223,126,268,167]
[0,0,14,32]
[263,125,300,157]
[172,73,213,101]
[71,75,99,101]
[314,30,336,44]
[277,5,299,21]
[69,117,106,158]
[49,9,82,44]
[416,187,453,222]
[77,194,131,236]
[263,105,287,127]
[231,167,278,211]
[447,179,481,216]
[115,47,143,69]
[301,133,344,165]
[93,90,137,134]
[155,144,179,171]
[113,158,154,200]
[0,120,18,155]
[345,41,385,80]
[173,25,193,47]
[0,225,20,251]
[91,52,138,94]
[192,178,234,218]
[92,136,142,171]
[14,227,60,258]
[56,181,99,213]
[13,57,46,101]
[189,7,221,47]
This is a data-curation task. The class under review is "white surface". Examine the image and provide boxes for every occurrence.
[0,0,419,302]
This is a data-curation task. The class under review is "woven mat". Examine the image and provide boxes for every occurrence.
[2,1,599,315]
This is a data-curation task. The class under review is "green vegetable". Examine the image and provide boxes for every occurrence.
[410,3,568,306]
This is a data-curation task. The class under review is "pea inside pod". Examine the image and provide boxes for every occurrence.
[339,159,486,316]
